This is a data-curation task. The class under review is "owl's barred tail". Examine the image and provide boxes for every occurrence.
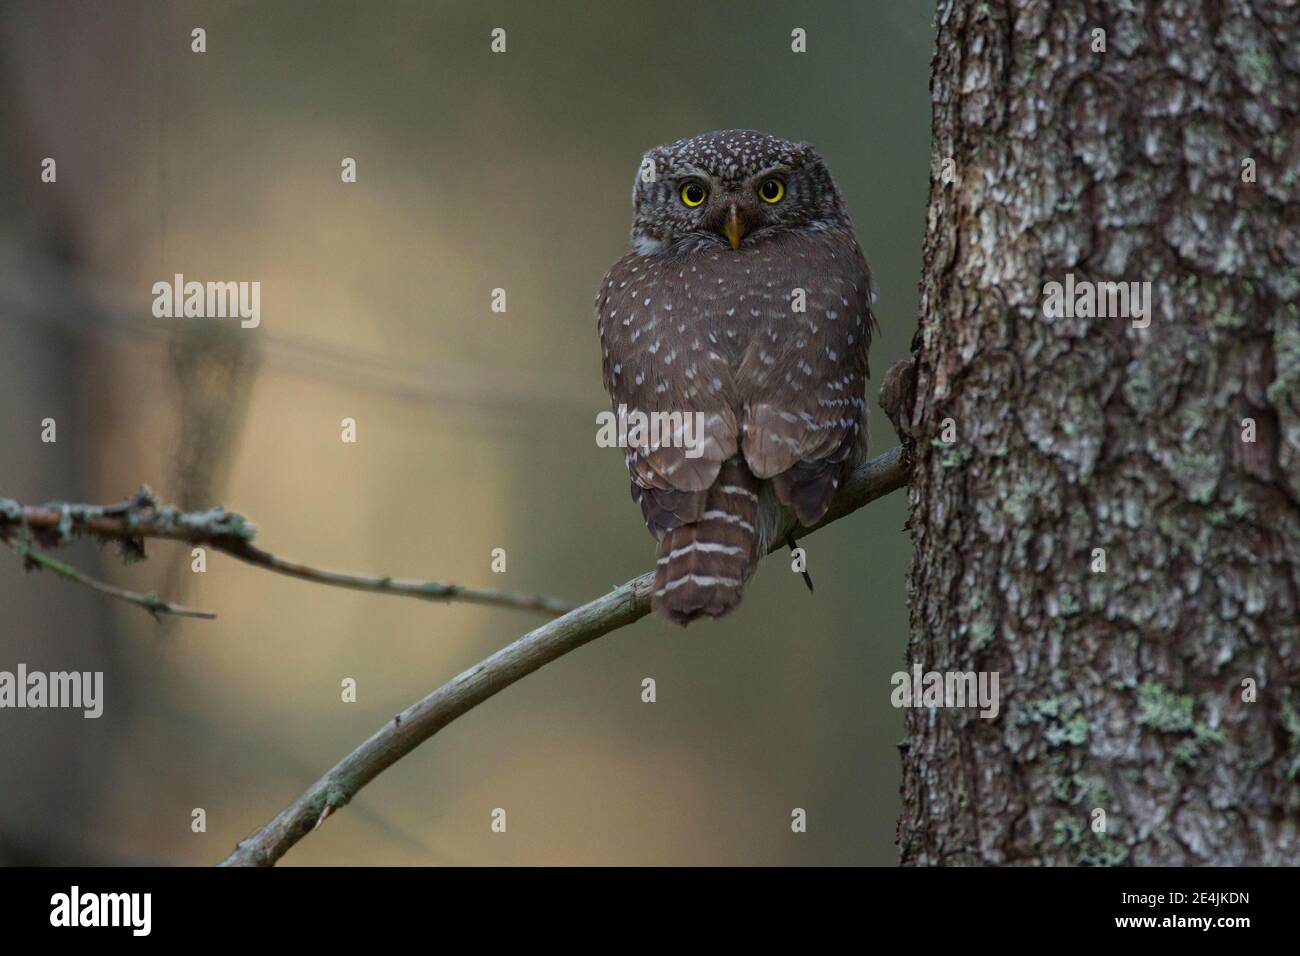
[652,459,762,626]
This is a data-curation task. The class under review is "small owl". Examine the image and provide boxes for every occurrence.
[596,129,875,625]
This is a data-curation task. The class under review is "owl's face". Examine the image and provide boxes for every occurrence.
[628,129,849,255]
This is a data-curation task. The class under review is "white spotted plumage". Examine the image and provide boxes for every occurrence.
[597,130,877,625]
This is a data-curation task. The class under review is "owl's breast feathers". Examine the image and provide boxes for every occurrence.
[597,226,874,621]
[599,226,874,515]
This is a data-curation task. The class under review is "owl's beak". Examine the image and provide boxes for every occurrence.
[722,205,745,250]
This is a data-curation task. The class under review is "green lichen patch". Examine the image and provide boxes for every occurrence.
[1135,681,1195,733]
[1017,695,1090,748]
[1135,682,1225,769]
[1050,817,1129,866]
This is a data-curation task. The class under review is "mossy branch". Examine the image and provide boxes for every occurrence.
[0,486,576,618]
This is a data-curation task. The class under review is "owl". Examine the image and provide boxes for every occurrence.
[596,129,875,625]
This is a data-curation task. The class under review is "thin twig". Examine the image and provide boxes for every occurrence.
[7,540,216,620]
[210,540,574,616]
[218,446,909,866]
[0,488,574,617]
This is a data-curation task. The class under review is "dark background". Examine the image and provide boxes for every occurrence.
[0,0,932,865]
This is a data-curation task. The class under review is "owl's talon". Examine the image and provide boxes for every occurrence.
[787,532,814,593]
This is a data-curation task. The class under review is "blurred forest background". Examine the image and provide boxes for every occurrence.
[0,0,932,865]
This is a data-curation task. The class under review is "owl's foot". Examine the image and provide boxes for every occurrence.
[787,532,814,594]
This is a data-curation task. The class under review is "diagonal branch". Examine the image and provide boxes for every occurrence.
[218,445,909,866]
[0,488,575,617]
[7,539,216,620]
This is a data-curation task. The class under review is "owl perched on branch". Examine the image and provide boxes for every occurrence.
[597,130,876,625]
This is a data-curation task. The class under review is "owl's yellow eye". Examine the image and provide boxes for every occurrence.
[758,178,785,203]
[680,182,707,207]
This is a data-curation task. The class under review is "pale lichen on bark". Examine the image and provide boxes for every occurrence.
[898,0,1299,865]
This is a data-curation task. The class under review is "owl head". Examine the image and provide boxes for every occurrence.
[628,129,850,255]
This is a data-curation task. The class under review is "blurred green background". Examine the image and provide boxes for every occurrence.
[0,0,932,864]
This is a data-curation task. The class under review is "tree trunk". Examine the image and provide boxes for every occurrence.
[893,0,1300,865]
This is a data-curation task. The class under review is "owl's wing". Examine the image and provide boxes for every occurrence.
[597,255,740,539]
[738,233,875,526]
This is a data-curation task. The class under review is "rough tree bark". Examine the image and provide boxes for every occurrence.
[891,0,1299,864]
